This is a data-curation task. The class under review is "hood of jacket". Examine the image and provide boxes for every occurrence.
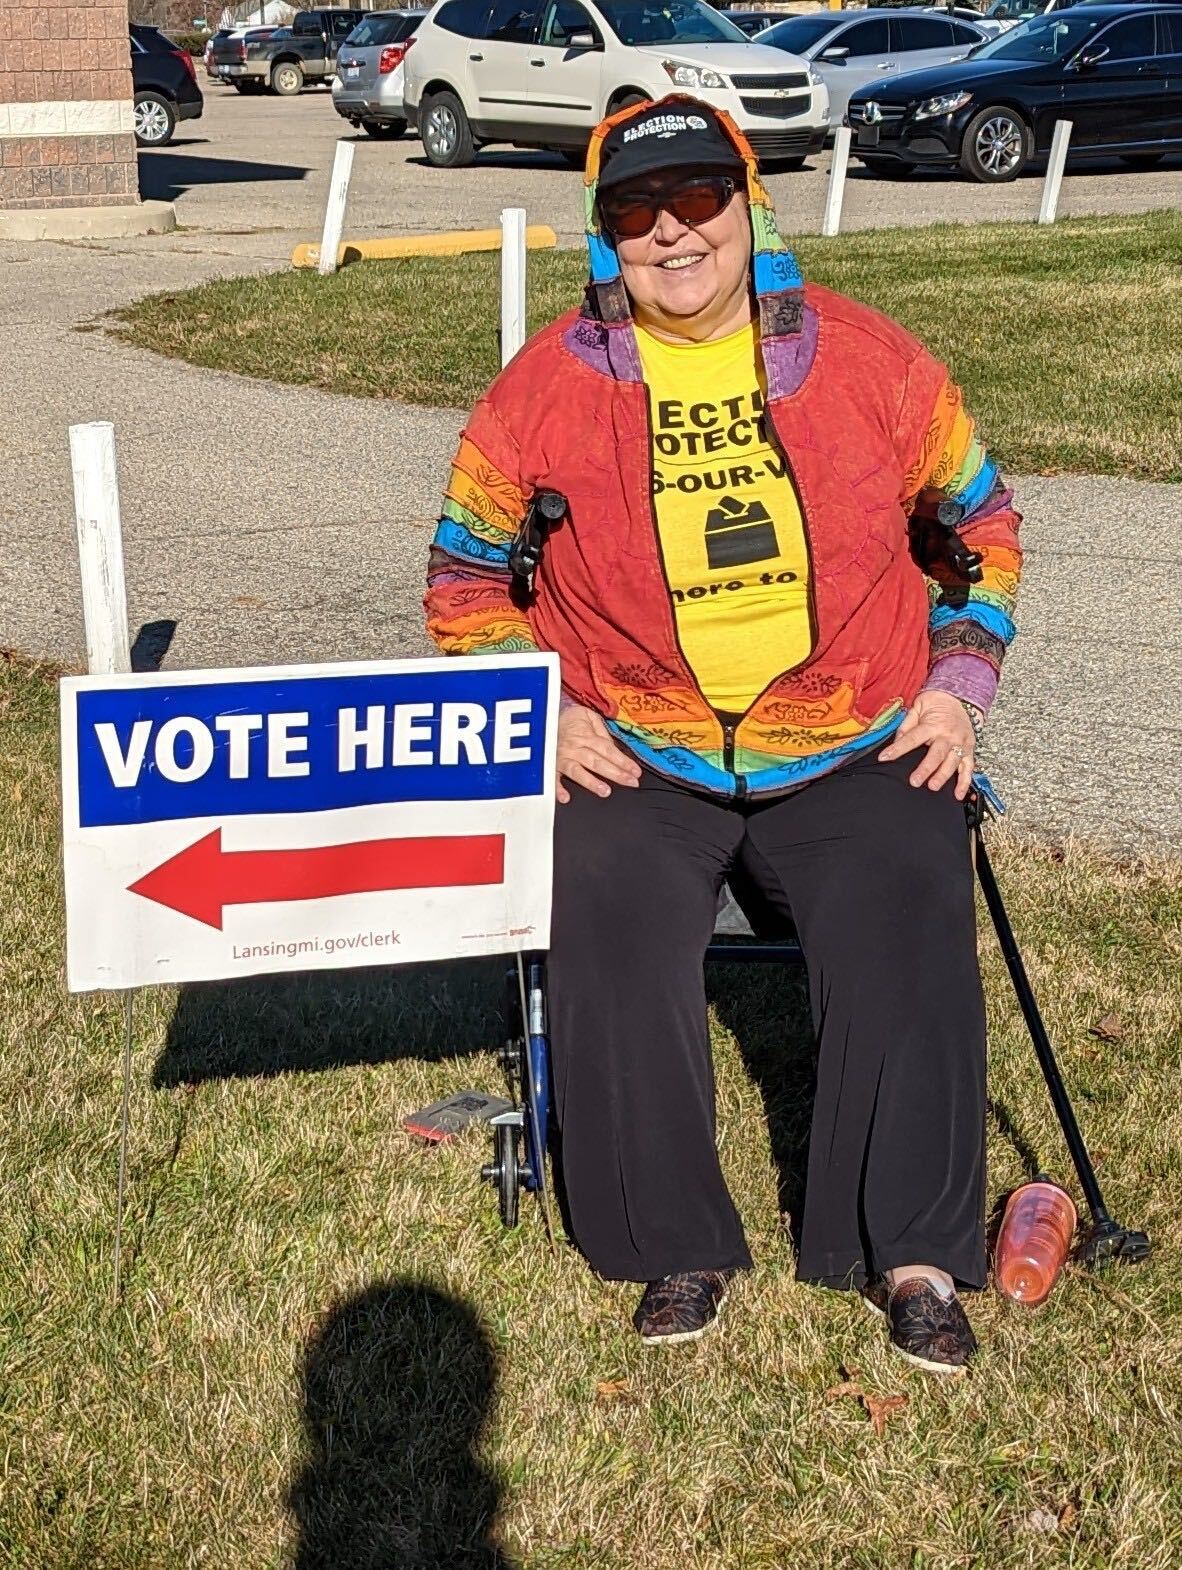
[573,95,818,399]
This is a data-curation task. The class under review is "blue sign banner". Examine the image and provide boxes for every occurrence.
[75,663,551,829]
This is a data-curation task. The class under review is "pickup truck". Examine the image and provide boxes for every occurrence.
[209,8,365,96]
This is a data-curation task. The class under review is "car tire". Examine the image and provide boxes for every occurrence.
[270,60,304,96]
[858,156,916,180]
[421,90,476,167]
[133,92,177,147]
[1118,151,1163,169]
[362,118,407,138]
[960,104,1031,183]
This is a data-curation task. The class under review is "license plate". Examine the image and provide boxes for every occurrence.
[857,125,880,146]
[345,64,360,78]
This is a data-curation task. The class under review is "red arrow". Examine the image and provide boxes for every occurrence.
[128,828,505,930]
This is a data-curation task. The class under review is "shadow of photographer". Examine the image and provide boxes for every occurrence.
[290,1279,518,1569]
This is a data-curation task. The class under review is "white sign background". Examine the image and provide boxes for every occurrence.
[61,654,559,992]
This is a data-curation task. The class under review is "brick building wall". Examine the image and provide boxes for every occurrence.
[0,0,140,210]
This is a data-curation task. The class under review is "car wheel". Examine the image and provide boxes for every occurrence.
[1118,151,1163,169]
[133,92,176,147]
[608,90,648,115]
[362,118,406,138]
[858,156,916,180]
[960,104,1030,183]
[421,90,475,167]
[270,60,304,96]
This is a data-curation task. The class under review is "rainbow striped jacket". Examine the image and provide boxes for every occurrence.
[425,100,1022,800]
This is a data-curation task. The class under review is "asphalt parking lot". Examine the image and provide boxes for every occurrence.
[143,78,1182,253]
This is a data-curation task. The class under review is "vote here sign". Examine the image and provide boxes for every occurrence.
[60,654,559,992]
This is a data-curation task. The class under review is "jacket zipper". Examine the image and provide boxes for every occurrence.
[639,385,746,800]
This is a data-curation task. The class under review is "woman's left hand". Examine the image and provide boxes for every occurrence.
[878,691,976,801]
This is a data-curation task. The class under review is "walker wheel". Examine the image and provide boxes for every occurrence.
[482,1120,524,1229]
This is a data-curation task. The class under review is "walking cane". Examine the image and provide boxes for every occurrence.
[968,778,1152,1267]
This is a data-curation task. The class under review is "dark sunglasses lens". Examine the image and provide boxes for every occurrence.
[602,177,734,239]
[602,198,660,238]
[669,179,732,226]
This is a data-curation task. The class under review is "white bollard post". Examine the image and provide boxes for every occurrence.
[822,126,852,238]
[69,419,135,1302]
[318,139,356,276]
[1038,120,1072,226]
[69,421,131,676]
[500,206,527,367]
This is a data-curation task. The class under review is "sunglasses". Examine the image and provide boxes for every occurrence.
[599,175,738,241]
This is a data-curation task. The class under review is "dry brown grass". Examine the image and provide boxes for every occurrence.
[3,653,1181,1569]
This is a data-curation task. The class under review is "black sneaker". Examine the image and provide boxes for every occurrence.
[633,1269,734,1346]
[861,1275,977,1376]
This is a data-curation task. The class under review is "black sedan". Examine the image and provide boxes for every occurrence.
[846,3,1182,180]
[131,23,204,147]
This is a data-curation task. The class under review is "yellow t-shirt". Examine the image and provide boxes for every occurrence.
[635,321,811,714]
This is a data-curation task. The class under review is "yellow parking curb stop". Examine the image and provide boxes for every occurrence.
[292,224,559,270]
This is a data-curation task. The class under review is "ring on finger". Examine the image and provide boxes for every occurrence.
[949,744,968,760]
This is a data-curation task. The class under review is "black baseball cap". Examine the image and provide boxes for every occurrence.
[597,98,746,193]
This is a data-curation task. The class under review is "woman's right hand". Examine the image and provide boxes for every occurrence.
[557,704,642,804]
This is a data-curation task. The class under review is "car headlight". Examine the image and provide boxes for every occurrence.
[913,90,972,120]
[808,66,823,87]
[661,61,726,90]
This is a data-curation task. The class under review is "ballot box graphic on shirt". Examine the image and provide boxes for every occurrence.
[60,655,559,992]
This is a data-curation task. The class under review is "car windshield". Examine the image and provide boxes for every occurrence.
[758,14,840,50]
[597,0,747,46]
[970,10,1101,57]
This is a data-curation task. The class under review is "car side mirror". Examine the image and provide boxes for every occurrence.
[1070,43,1108,70]
[820,45,849,60]
[568,28,601,49]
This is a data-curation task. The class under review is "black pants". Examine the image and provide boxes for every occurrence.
[548,749,987,1289]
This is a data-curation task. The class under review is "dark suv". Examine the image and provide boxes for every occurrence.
[131,24,204,146]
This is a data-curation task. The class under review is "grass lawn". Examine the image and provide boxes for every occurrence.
[4,650,1182,1568]
[109,212,1182,484]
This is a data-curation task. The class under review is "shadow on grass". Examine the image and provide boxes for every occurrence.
[289,1279,518,1569]
[153,958,503,1086]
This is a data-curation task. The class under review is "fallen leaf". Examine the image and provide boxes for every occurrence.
[1024,1507,1059,1535]
[232,594,266,609]
[594,1378,633,1404]
[1088,1013,1124,1042]
[1057,1502,1078,1531]
[824,1379,864,1402]
[863,1393,908,1436]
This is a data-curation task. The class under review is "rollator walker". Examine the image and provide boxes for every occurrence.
[482,491,1152,1271]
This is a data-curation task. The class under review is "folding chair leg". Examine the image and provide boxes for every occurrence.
[973,827,1152,1267]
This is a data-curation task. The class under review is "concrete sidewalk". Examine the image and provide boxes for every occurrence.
[3,236,1179,858]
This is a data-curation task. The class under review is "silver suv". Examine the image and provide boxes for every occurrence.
[403,0,830,168]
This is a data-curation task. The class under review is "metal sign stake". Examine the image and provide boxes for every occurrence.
[113,989,135,1302]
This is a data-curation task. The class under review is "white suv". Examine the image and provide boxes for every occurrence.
[403,0,830,169]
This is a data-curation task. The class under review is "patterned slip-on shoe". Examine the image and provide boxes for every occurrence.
[860,1276,890,1318]
[871,1277,978,1376]
[633,1269,735,1346]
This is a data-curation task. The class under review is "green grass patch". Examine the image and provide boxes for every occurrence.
[109,212,1182,482]
[4,650,1182,1567]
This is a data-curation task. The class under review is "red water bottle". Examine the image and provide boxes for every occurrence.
[995,1176,1077,1306]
